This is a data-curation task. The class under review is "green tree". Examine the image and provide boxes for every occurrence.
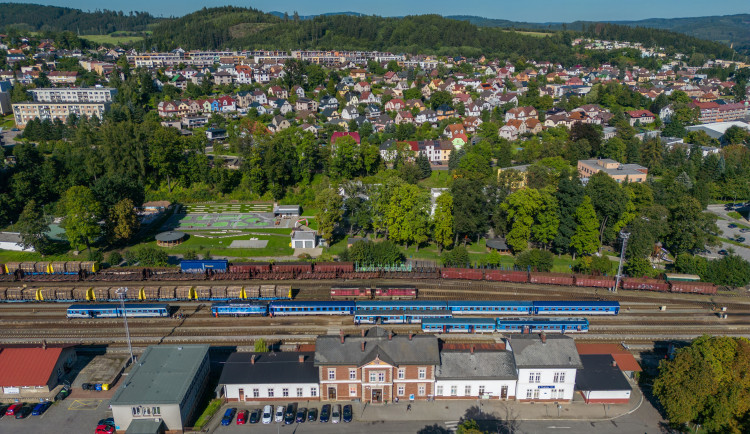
[723,125,750,145]
[107,251,123,267]
[514,248,554,272]
[253,338,269,352]
[149,126,185,192]
[416,153,432,179]
[108,198,139,244]
[502,188,542,253]
[133,245,169,266]
[15,200,52,255]
[62,186,103,252]
[570,196,600,258]
[585,172,626,244]
[433,192,454,252]
[654,335,750,433]
[442,245,470,267]
[386,184,431,250]
[451,178,488,244]
[315,187,344,244]
[624,256,652,277]
[456,419,486,434]
[531,190,559,249]
[665,197,718,255]
[552,175,584,254]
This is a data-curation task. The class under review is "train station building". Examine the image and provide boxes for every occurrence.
[109,345,210,433]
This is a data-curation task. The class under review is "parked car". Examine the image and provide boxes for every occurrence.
[736,237,746,243]
[221,408,237,426]
[97,418,114,427]
[249,408,261,424]
[32,401,51,415]
[319,404,330,423]
[741,228,750,233]
[5,403,21,416]
[236,409,247,425]
[95,425,115,434]
[55,387,70,401]
[284,403,297,425]
[307,407,318,422]
[15,404,32,419]
[296,407,307,423]
[262,405,273,424]
[343,404,353,423]
[729,223,738,228]
[331,404,342,423]
[275,405,284,423]
[719,249,729,256]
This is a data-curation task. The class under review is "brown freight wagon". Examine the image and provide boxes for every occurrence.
[245,285,261,299]
[315,262,355,273]
[226,286,243,299]
[65,262,82,273]
[194,286,212,300]
[50,262,67,274]
[108,287,138,300]
[211,286,228,299]
[229,263,271,274]
[142,287,161,300]
[259,285,277,299]
[6,287,23,300]
[20,262,36,274]
[441,268,484,280]
[54,287,75,301]
[276,285,292,299]
[175,286,192,299]
[92,287,111,301]
[271,262,313,274]
[4,262,21,274]
[72,287,90,300]
[529,272,575,286]
[159,286,176,300]
[574,275,616,288]
[484,270,528,283]
[0,288,6,300]
[621,278,670,292]
[21,288,38,301]
[670,281,717,295]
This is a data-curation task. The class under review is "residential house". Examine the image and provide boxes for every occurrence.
[436,104,456,120]
[385,98,406,112]
[268,85,288,99]
[291,231,318,249]
[575,355,632,404]
[395,111,414,125]
[315,328,440,403]
[577,158,648,183]
[505,106,538,122]
[626,110,656,126]
[213,71,233,86]
[415,109,438,124]
[47,71,77,85]
[354,81,371,93]
[220,352,319,402]
[272,115,291,132]
[320,96,339,111]
[291,85,306,98]
[435,345,517,400]
[499,124,519,141]
[295,97,319,112]
[444,124,466,139]
[270,98,293,115]
[365,104,381,119]
[341,106,359,120]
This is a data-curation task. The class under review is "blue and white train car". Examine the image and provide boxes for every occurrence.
[447,301,532,315]
[180,259,229,274]
[355,300,447,312]
[269,301,355,316]
[211,302,268,317]
[496,317,589,333]
[354,309,453,325]
[67,303,170,319]
[421,317,497,333]
[532,301,619,315]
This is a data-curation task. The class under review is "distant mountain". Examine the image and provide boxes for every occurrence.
[0,2,160,34]
[450,14,750,54]
[268,11,365,20]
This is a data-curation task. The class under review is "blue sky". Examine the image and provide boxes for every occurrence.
[8,0,750,21]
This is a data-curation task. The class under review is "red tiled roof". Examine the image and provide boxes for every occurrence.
[575,343,641,372]
[0,347,64,387]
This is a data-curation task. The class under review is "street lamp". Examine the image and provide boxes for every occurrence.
[115,287,135,365]
[613,230,630,293]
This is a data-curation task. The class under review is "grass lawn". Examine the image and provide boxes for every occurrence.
[727,211,748,221]
[418,170,452,189]
[80,34,144,45]
[1,115,15,129]
[147,233,294,258]
[0,250,81,263]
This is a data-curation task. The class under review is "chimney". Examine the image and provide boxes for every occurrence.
[409,334,413,341]
[298,355,305,363]
[361,329,366,337]
[42,340,47,350]
[470,345,475,354]
[361,342,365,352]
[540,332,546,344]
[251,355,256,365]
[612,360,617,368]
[388,331,393,341]
[340,330,345,344]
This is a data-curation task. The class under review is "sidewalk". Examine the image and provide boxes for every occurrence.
[354,386,643,423]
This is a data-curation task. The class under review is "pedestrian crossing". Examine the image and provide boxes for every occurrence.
[444,420,460,432]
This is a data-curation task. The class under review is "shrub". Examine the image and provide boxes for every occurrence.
[442,245,470,268]
[514,249,553,272]
[183,250,198,260]
[107,251,123,267]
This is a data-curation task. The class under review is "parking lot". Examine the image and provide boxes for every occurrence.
[705,204,750,261]
[0,398,110,434]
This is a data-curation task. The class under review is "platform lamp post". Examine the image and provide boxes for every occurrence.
[115,287,135,366]
[613,230,630,293]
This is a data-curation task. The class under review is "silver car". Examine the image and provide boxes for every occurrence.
[262,405,273,424]
[331,404,342,423]
[275,405,284,423]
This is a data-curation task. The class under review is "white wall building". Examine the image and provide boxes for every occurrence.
[220,352,320,402]
[509,334,582,402]
[435,350,517,400]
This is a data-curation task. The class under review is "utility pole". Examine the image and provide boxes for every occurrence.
[614,230,630,293]
[116,287,135,365]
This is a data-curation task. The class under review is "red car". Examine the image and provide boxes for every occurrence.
[95,425,115,434]
[236,410,248,425]
[5,403,21,416]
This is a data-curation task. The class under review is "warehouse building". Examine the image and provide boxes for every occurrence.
[109,345,210,433]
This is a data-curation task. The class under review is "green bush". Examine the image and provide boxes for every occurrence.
[183,249,198,260]
[107,251,123,267]
[442,245,470,268]
[340,240,405,266]
[514,249,553,272]
[87,249,104,263]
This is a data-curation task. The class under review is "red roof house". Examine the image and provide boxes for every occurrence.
[0,346,77,396]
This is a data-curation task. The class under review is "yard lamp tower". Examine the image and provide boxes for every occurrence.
[613,230,630,293]
[115,287,135,365]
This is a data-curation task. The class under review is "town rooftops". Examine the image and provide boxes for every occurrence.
[574,354,632,392]
[110,345,209,406]
[315,327,439,367]
[218,352,318,385]
[0,346,72,387]
[436,350,517,380]
[508,334,583,369]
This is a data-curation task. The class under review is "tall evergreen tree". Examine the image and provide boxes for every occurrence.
[570,195,600,258]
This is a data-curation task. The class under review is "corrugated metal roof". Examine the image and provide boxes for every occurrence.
[0,347,64,387]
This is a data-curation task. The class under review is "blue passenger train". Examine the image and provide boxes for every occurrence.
[268,301,356,316]
[421,317,589,334]
[67,303,170,319]
[211,302,268,317]
[354,309,453,324]
[531,300,620,315]
[446,301,533,314]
